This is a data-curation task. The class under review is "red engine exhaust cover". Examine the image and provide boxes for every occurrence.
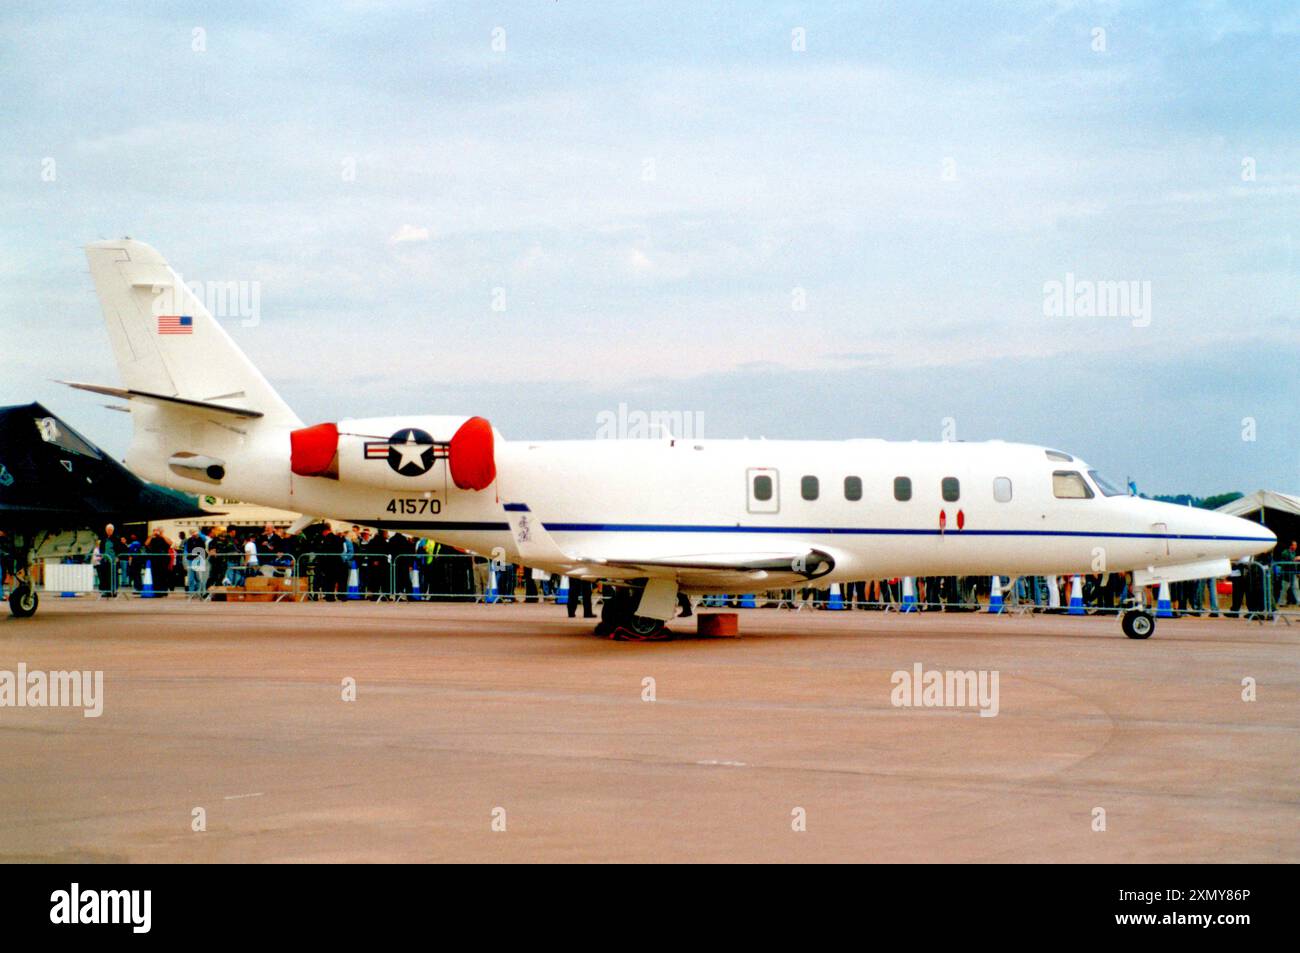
[449,416,495,490]
[290,422,339,477]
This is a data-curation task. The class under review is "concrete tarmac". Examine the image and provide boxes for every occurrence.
[1,599,1296,863]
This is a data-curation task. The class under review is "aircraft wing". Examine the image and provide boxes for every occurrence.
[501,502,834,588]
[585,551,835,589]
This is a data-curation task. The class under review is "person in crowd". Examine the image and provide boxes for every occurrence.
[185,526,210,598]
[389,531,415,599]
[676,591,693,617]
[1228,556,1249,617]
[375,530,394,599]
[145,528,171,594]
[1244,557,1269,620]
[242,533,260,584]
[1192,575,1220,618]
[341,528,356,591]
[355,529,373,597]
[496,561,516,603]
[123,534,141,591]
[1276,541,1299,608]
[415,536,437,600]
[524,566,543,604]
[316,525,346,600]
[97,523,117,597]
[566,577,596,619]
[1105,571,1127,611]
[471,553,490,602]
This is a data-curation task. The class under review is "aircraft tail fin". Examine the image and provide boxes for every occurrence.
[84,239,300,428]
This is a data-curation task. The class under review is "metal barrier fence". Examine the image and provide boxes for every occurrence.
[16,556,1299,620]
[31,551,299,599]
[285,552,559,603]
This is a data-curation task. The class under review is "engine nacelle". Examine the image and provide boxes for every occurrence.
[290,415,498,492]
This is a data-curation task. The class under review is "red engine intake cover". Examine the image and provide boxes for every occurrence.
[290,422,339,477]
[449,416,496,490]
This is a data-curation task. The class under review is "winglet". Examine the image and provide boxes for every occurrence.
[502,502,574,564]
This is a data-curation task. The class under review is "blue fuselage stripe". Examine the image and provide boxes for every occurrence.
[541,523,1267,543]
[359,519,1268,544]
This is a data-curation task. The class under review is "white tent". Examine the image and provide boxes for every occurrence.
[1218,490,1299,556]
[1216,490,1300,519]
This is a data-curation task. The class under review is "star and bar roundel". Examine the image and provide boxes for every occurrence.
[364,429,450,476]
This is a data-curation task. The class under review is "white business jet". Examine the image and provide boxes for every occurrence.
[67,240,1275,639]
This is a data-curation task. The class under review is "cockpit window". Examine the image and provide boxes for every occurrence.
[1087,469,1126,497]
[1052,470,1094,499]
[1045,449,1073,462]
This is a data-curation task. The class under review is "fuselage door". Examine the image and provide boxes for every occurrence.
[747,468,779,514]
[1150,521,1171,558]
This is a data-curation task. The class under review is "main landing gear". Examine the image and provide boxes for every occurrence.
[1121,608,1155,639]
[594,587,671,641]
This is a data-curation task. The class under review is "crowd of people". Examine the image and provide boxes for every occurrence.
[87,522,508,602]
[10,523,1296,620]
[725,555,1296,619]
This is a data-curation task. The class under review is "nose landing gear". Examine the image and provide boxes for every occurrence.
[5,542,39,618]
[1121,608,1155,639]
[8,583,38,618]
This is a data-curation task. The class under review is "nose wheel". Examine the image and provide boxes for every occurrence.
[1121,608,1155,639]
[8,583,38,618]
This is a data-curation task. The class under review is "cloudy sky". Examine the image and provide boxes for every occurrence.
[2,0,1296,495]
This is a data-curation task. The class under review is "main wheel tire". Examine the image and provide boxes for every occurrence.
[1121,608,1154,639]
[8,585,38,618]
[608,617,671,642]
[627,615,666,638]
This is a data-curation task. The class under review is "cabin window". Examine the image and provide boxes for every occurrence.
[993,477,1013,502]
[1052,470,1094,499]
[801,475,820,501]
[844,476,862,501]
[753,474,773,502]
[893,476,912,501]
[941,477,960,502]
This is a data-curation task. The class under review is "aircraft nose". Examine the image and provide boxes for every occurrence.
[1217,512,1275,558]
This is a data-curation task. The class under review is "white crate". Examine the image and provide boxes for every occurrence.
[43,561,97,593]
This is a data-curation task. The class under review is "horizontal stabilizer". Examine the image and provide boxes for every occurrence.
[59,381,264,419]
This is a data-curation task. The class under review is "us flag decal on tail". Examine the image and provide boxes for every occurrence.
[157,315,193,335]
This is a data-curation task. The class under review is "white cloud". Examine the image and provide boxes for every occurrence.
[388,224,431,245]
